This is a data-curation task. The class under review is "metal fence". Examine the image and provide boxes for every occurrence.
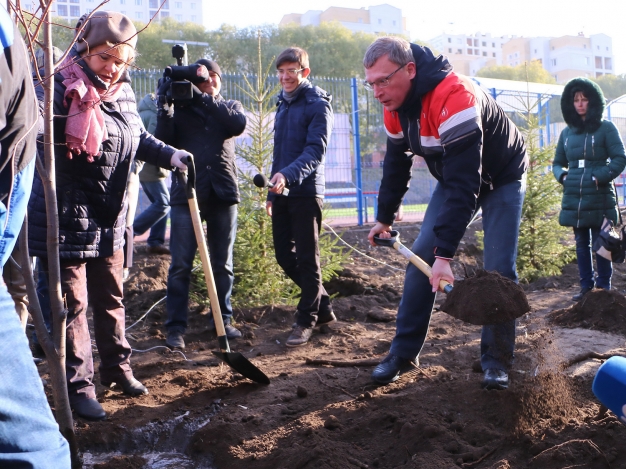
[129,70,626,227]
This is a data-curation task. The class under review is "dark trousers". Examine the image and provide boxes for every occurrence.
[272,196,331,327]
[44,249,133,402]
[166,200,237,331]
[573,226,612,290]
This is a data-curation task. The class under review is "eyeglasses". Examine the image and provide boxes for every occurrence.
[276,68,304,77]
[363,63,409,91]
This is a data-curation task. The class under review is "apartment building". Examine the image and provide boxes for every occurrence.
[502,33,613,83]
[429,32,509,76]
[280,4,409,37]
[430,31,614,83]
[24,0,209,26]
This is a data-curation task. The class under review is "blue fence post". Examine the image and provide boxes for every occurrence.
[545,95,551,144]
[351,78,364,226]
[538,93,544,148]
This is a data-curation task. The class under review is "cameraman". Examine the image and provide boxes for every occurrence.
[155,59,247,349]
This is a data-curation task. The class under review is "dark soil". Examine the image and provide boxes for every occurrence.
[441,270,531,325]
[32,222,626,469]
[548,289,626,335]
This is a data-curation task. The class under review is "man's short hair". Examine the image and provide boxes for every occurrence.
[363,37,413,69]
[276,47,309,70]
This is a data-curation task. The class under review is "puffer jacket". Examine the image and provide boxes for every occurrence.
[380,43,527,259]
[269,81,333,201]
[28,56,176,259]
[552,77,626,228]
[154,92,246,206]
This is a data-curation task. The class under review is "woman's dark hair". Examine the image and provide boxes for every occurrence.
[561,77,605,133]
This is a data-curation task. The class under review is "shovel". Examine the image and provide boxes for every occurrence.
[373,230,530,325]
[176,156,270,385]
[373,230,453,294]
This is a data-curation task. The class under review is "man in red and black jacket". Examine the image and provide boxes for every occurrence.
[364,37,528,389]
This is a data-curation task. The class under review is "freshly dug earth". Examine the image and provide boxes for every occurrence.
[31,222,626,469]
[440,269,531,325]
[548,289,626,335]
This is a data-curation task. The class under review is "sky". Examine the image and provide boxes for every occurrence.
[206,0,626,74]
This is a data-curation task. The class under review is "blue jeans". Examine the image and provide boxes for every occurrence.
[166,201,237,331]
[389,176,526,372]
[133,179,170,247]
[0,160,71,467]
[574,227,612,290]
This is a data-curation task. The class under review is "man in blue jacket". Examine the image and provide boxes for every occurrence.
[1,6,71,466]
[364,37,527,389]
[267,47,335,347]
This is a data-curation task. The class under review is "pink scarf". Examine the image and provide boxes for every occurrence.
[59,56,126,160]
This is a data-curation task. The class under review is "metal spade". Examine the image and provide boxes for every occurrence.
[176,156,270,385]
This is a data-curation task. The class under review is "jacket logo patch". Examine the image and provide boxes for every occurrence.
[441,107,448,118]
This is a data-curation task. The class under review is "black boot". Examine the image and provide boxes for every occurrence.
[481,368,509,390]
[572,286,594,301]
[72,398,106,421]
[208,317,242,339]
[371,354,418,384]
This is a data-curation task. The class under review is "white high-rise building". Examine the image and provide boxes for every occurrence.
[32,0,209,27]
[429,31,614,83]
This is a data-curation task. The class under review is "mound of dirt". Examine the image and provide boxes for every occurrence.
[36,222,626,469]
[548,289,626,335]
[440,270,530,325]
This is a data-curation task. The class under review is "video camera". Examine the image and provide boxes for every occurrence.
[159,44,209,103]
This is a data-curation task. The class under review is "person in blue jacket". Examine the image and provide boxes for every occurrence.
[266,47,335,347]
[0,6,71,467]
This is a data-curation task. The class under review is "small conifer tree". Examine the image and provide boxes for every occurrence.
[516,110,575,282]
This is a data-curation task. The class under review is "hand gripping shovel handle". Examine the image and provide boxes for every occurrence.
[373,230,453,294]
[175,156,229,351]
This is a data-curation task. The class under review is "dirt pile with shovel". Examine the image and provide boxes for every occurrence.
[33,222,626,469]
[441,270,531,325]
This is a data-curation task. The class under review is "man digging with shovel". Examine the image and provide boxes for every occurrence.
[364,37,528,390]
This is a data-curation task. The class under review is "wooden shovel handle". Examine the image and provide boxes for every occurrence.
[176,157,229,351]
[393,241,453,294]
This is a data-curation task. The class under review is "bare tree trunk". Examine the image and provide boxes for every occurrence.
[28,15,83,469]
[18,223,80,468]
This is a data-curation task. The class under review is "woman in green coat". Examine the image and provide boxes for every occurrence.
[553,77,626,301]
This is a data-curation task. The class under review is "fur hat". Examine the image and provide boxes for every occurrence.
[561,77,606,133]
[74,11,137,55]
[195,59,221,79]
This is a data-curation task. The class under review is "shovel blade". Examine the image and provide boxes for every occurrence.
[212,351,270,385]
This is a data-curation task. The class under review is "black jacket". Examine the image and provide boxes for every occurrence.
[379,44,527,258]
[269,81,333,201]
[28,62,176,259]
[154,93,246,206]
[0,14,38,201]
